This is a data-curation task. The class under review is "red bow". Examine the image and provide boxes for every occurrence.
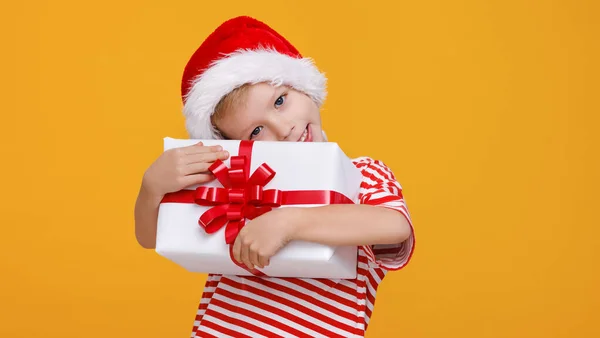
[194,150,285,244]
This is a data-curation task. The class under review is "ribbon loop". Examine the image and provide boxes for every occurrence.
[246,185,263,204]
[228,188,245,204]
[230,155,247,171]
[263,189,283,206]
[248,163,276,186]
[225,221,243,244]
[209,160,231,188]
[226,204,244,221]
[195,187,228,205]
[229,168,246,186]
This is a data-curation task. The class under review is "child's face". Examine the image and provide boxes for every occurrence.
[214,83,324,142]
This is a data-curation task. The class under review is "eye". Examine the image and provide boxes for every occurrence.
[250,126,263,139]
[274,95,286,108]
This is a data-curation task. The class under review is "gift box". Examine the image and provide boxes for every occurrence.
[155,137,363,279]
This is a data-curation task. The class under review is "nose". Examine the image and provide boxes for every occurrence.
[269,116,294,141]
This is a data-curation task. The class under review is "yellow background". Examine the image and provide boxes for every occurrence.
[1,0,598,337]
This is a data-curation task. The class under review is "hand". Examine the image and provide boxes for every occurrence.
[232,208,299,270]
[142,142,229,198]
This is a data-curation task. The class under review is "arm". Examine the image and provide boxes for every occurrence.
[233,204,413,271]
[233,157,415,271]
[134,180,164,249]
[134,142,229,249]
[288,204,411,246]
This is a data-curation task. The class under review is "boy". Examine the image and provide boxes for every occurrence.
[135,16,415,337]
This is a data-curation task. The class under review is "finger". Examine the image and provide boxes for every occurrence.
[185,150,229,164]
[187,141,203,147]
[249,244,261,269]
[232,237,242,264]
[183,144,223,155]
[182,173,215,186]
[217,150,230,160]
[179,141,203,153]
[182,162,212,175]
[240,240,254,270]
[258,254,270,268]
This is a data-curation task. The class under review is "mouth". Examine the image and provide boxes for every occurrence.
[298,125,312,142]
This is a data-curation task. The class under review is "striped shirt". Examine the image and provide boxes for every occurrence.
[190,157,415,337]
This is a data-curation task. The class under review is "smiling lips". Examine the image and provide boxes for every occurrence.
[298,125,312,142]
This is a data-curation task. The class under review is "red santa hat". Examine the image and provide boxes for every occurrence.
[181,16,328,139]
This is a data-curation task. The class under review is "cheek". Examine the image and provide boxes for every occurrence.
[309,105,322,124]
[216,118,244,139]
[254,127,280,141]
[296,100,319,120]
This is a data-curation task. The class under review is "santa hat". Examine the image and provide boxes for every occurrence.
[180,16,328,140]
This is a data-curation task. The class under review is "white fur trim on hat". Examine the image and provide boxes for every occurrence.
[182,48,327,139]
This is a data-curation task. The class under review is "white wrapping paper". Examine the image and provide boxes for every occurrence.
[155,137,363,279]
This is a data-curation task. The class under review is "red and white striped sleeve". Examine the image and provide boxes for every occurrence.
[353,157,415,271]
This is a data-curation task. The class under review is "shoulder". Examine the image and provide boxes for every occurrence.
[351,156,391,168]
[351,156,399,181]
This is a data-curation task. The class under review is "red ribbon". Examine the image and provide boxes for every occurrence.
[161,140,354,275]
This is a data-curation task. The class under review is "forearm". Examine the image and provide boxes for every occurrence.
[134,182,163,249]
[289,204,411,247]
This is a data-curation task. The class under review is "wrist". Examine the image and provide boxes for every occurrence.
[140,176,165,205]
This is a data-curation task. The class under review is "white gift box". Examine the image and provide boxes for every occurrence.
[155,137,362,279]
